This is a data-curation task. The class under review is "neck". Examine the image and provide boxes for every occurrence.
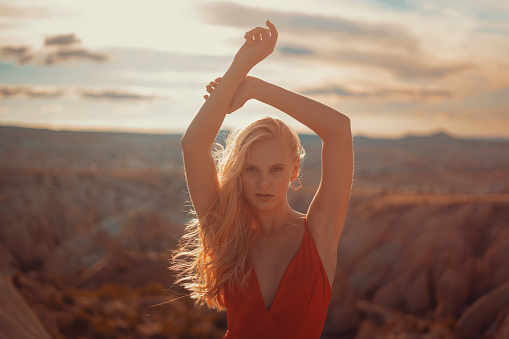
[255,201,296,235]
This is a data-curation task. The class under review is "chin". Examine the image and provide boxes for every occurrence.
[250,196,280,210]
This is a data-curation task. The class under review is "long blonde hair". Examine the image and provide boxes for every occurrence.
[170,116,306,311]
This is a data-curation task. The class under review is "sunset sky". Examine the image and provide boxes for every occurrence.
[0,0,508,138]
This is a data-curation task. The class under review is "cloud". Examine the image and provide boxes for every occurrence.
[272,42,473,79]
[278,45,314,56]
[0,84,159,101]
[0,3,52,19]
[0,84,63,98]
[44,33,81,46]
[78,89,157,101]
[43,48,108,65]
[300,85,454,101]
[0,34,109,66]
[329,49,474,79]
[199,1,420,52]
[199,2,481,80]
[0,45,34,65]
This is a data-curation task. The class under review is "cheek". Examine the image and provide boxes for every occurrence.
[275,173,291,188]
[240,174,252,191]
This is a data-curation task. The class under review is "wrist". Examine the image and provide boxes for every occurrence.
[229,59,252,76]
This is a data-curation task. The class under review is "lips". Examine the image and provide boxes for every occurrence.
[256,194,274,200]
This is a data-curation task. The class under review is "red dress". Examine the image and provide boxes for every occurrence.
[222,216,332,338]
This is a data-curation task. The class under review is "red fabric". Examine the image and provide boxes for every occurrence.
[222,216,332,339]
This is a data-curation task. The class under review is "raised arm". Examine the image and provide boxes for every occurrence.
[180,21,278,219]
[252,78,353,242]
[180,66,249,219]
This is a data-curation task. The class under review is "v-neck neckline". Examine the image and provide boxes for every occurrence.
[252,217,308,313]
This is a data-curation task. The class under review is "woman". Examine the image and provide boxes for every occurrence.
[171,20,353,338]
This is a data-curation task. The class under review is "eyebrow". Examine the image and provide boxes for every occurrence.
[244,163,287,167]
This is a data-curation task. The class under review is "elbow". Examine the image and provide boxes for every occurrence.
[336,113,351,137]
[338,113,351,130]
[181,139,197,152]
[180,132,197,148]
[325,111,351,140]
[180,134,189,146]
[180,134,195,151]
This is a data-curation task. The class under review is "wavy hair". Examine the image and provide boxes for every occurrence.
[170,116,306,311]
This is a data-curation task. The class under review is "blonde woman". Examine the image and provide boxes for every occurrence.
[171,20,353,338]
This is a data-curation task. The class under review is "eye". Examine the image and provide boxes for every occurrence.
[246,167,257,172]
[272,167,283,172]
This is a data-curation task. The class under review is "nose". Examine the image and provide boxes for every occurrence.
[257,172,270,189]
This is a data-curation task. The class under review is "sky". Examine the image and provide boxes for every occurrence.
[0,0,508,138]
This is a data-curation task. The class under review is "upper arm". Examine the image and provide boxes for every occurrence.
[307,123,354,242]
[181,145,220,221]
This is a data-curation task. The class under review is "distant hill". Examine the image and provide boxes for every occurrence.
[1,124,508,195]
[2,124,507,141]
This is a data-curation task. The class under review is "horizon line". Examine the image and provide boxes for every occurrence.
[1,122,508,141]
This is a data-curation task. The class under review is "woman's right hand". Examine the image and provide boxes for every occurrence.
[233,20,278,70]
[203,76,258,114]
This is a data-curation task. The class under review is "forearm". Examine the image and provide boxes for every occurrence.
[252,78,351,141]
[181,62,250,150]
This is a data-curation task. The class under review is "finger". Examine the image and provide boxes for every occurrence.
[245,32,268,47]
[255,29,271,51]
[246,27,269,38]
[266,20,278,51]
[244,31,258,42]
[206,85,213,93]
[244,29,254,39]
[215,77,222,82]
[204,95,208,99]
[244,36,262,46]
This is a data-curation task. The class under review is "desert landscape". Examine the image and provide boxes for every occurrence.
[0,125,508,338]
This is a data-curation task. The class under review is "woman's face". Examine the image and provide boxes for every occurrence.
[240,137,299,211]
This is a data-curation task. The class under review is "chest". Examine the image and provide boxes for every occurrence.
[249,228,305,311]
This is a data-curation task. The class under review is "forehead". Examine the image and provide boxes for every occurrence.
[245,137,292,164]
